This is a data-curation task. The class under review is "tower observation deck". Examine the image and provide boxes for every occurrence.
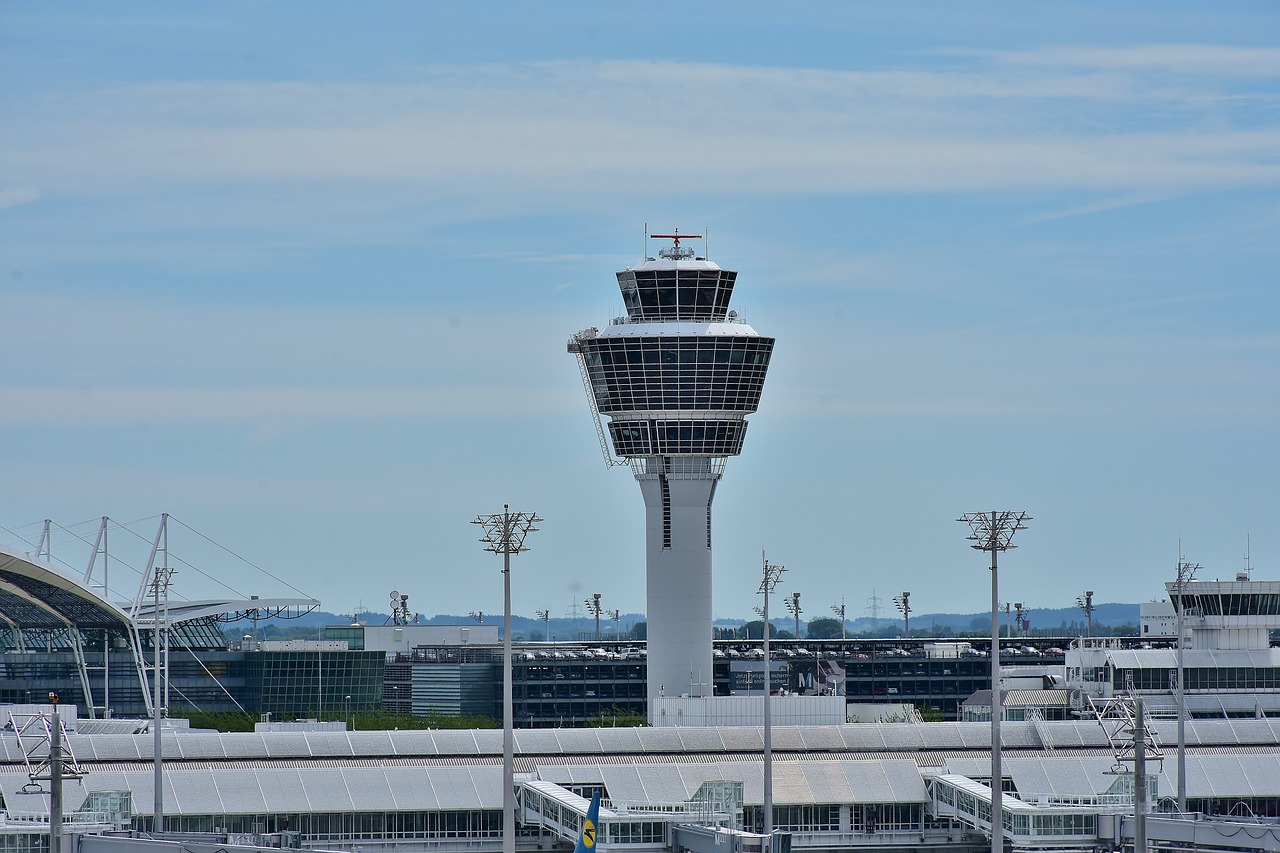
[568,232,775,709]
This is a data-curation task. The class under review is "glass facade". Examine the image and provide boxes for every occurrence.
[243,650,385,717]
[618,268,737,322]
[148,809,502,842]
[608,419,746,457]
[1173,592,1280,617]
[1115,665,1280,693]
[580,335,774,417]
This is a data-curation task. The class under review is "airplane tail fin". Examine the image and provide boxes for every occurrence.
[573,790,601,853]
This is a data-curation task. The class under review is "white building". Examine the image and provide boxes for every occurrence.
[1067,573,1280,718]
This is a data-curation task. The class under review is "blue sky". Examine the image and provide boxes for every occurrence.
[2,2,1277,627]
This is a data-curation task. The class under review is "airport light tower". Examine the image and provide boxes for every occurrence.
[569,231,775,706]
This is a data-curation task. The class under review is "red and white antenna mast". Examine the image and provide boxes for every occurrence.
[650,228,702,260]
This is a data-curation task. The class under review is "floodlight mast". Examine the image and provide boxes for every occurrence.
[959,510,1030,853]
[758,551,786,840]
[585,593,604,641]
[1076,590,1095,637]
[893,591,911,639]
[1173,555,1199,813]
[1014,602,1030,637]
[472,505,541,853]
[831,598,847,640]
[785,592,802,640]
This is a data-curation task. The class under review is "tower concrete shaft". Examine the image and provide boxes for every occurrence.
[570,232,774,708]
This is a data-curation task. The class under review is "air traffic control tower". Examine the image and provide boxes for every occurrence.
[569,232,775,706]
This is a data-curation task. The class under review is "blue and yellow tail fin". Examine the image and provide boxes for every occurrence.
[573,790,601,853]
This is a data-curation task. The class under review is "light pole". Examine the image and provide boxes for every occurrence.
[785,592,802,640]
[472,504,542,853]
[1075,591,1095,637]
[831,599,846,640]
[535,608,550,644]
[149,519,175,837]
[585,593,604,641]
[344,695,352,730]
[893,591,911,639]
[1174,556,1198,813]
[607,609,621,641]
[1014,603,1029,638]
[758,551,786,839]
[960,510,1030,853]
[50,692,63,853]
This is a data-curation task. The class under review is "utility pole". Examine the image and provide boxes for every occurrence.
[472,505,542,853]
[960,510,1031,853]
[866,589,883,622]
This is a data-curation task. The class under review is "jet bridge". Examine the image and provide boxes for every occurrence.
[928,775,1099,851]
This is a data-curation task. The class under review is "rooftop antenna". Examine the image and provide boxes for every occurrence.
[643,221,648,261]
[650,229,701,260]
[1245,533,1253,579]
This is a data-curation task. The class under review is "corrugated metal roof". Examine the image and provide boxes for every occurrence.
[1004,690,1072,708]
[20,719,1280,767]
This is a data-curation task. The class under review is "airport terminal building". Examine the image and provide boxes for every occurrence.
[7,719,1280,853]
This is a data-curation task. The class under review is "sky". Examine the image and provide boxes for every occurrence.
[1,2,1277,629]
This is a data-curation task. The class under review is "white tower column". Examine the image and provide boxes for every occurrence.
[638,472,716,703]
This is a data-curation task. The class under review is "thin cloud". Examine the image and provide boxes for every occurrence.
[5,58,1277,216]
[0,187,41,211]
[0,387,578,426]
[969,44,1280,76]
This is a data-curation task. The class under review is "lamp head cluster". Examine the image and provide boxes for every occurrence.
[758,552,787,595]
[893,591,912,616]
[784,592,802,616]
[959,511,1031,552]
[472,505,543,556]
[585,593,604,617]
